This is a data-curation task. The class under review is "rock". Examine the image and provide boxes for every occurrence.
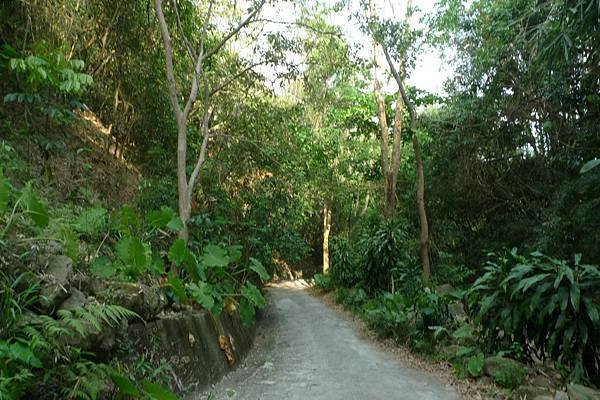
[529,374,554,389]
[97,282,165,320]
[448,302,467,322]
[435,284,455,296]
[40,283,69,312]
[72,273,107,296]
[39,255,74,312]
[567,384,600,400]
[88,278,107,296]
[44,255,73,284]
[554,390,568,400]
[439,344,461,361]
[60,289,87,310]
[484,356,527,389]
[42,240,63,255]
[512,385,553,399]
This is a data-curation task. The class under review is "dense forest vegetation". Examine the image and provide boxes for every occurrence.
[0,0,598,398]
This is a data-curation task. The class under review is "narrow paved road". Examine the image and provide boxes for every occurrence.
[195,283,460,400]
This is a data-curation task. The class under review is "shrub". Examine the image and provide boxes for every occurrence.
[1,44,92,122]
[469,250,600,383]
[483,356,527,389]
[313,273,334,292]
[413,288,453,332]
[330,235,361,287]
[342,287,367,311]
[362,292,410,340]
[335,287,350,304]
[359,220,409,293]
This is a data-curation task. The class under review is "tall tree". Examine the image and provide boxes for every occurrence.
[366,0,431,281]
[154,0,265,240]
[366,0,405,219]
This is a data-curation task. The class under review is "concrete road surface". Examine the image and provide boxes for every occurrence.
[195,283,460,400]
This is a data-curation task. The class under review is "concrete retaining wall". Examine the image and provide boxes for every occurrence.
[128,309,254,393]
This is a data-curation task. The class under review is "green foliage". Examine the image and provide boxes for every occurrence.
[313,273,334,292]
[74,206,107,236]
[164,238,269,326]
[340,287,368,312]
[491,363,526,389]
[142,380,179,400]
[1,43,92,122]
[412,288,452,333]
[451,345,487,379]
[330,235,361,287]
[249,258,270,281]
[146,206,184,233]
[470,250,600,383]
[0,270,140,400]
[188,282,219,314]
[201,244,230,268]
[20,184,49,229]
[362,292,409,340]
[466,352,485,378]
[360,220,409,293]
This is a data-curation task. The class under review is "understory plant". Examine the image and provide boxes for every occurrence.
[469,249,600,383]
[359,220,409,293]
[330,235,361,287]
[0,271,142,399]
[362,291,409,340]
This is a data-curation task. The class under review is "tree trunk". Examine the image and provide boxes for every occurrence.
[412,135,431,283]
[177,116,190,241]
[322,204,332,274]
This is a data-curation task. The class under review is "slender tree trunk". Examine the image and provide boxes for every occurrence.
[368,0,404,219]
[176,108,191,240]
[322,204,332,274]
[412,135,431,283]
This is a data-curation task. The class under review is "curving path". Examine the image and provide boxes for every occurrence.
[195,282,460,400]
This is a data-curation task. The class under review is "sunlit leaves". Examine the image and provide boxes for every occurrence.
[168,239,188,266]
[146,206,183,232]
[20,185,49,228]
[249,257,270,281]
[74,206,106,235]
[201,244,229,268]
[90,256,116,278]
[187,282,216,312]
[116,236,148,273]
[241,282,266,309]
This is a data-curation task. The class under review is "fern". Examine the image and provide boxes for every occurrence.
[61,361,112,400]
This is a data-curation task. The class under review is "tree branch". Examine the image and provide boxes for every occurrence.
[172,0,196,63]
[203,0,266,62]
[154,0,182,117]
[187,110,211,193]
[380,43,416,130]
[209,61,266,97]
[255,18,341,36]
